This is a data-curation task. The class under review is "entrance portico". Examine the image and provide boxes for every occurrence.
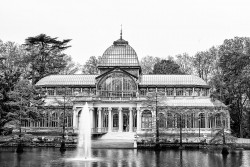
[73,103,138,133]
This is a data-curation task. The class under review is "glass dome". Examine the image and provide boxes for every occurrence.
[97,72,137,98]
[98,37,140,67]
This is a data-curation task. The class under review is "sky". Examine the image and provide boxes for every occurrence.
[1,0,250,64]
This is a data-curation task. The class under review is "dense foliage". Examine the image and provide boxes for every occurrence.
[24,34,71,84]
[0,35,73,130]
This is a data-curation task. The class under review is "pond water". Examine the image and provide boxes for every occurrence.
[0,147,249,167]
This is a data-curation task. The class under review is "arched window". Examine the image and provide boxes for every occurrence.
[167,113,173,128]
[113,114,118,127]
[141,110,152,130]
[215,113,221,128]
[52,112,58,127]
[158,113,166,128]
[176,114,185,128]
[199,113,205,128]
[208,114,214,128]
[66,114,73,127]
[98,72,137,98]
[77,110,82,128]
[187,114,192,128]
[102,108,109,129]
[133,109,137,128]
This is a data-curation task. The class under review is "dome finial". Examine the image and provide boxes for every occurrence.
[120,24,122,39]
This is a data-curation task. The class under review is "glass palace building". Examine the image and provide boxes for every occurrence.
[28,34,230,139]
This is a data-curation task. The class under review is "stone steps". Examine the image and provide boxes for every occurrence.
[99,132,135,140]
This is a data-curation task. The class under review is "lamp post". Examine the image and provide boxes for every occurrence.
[198,117,201,138]
[60,87,67,152]
[179,114,183,148]
[16,95,23,153]
[155,92,160,150]
[145,92,164,150]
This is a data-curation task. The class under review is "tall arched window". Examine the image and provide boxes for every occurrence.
[199,113,205,128]
[208,114,214,128]
[141,110,152,130]
[215,113,221,128]
[158,113,166,128]
[77,110,82,128]
[167,113,173,128]
[133,109,137,129]
[113,114,118,127]
[102,108,109,129]
[98,72,137,98]
[52,112,58,127]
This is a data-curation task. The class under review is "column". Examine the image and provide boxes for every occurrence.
[73,108,77,129]
[129,107,133,132]
[118,107,123,132]
[108,107,112,132]
[136,107,141,131]
[98,107,102,132]
[89,107,94,131]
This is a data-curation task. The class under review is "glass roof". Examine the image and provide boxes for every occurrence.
[98,38,140,67]
[36,74,208,87]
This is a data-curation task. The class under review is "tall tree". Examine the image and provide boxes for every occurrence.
[59,55,80,75]
[3,79,44,130]
[153,59,185,74]
[175,53,194,75]
[24,34,71,84]
[0,40,29,78]
[218,37,250,137]
[0,40,25,129]
[140,55,161,74]
[82,56,100,74]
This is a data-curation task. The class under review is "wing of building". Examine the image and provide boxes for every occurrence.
[26,33,230,139]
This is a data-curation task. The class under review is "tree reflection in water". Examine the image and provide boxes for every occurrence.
[0,147,249,167]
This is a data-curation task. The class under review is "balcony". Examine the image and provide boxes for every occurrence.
[74,90,146,102]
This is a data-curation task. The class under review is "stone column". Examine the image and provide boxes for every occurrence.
[227,117,230,130]
[108,107,112,132]
[136,107,141,131]
[89,107,94,131]
[73,108,77,129]
[129,107,133,132]
[118,107,123,132]
[98,107,102,132]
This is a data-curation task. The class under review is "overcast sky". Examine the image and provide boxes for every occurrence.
[1,0,250,64]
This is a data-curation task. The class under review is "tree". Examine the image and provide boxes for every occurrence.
[24,34,71,84]
[6,80,45,131]
[175,53,194,75]
[0,70,22,129]
[143,92,166,149]
[0,40,29,78]
[193,47,219,83]
[153,59,185,74]
[59,55,81,75]
[140,56,161,74]
[218,37,250,137]
[82,56,100,74]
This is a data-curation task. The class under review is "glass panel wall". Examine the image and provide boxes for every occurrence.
[98,72,137,98]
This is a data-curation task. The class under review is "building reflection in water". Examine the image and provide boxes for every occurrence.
[0,148,250,167]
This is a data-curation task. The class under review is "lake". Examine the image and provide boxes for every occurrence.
[0,147,249,167]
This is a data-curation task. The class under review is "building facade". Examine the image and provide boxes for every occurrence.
[24,34,230,138]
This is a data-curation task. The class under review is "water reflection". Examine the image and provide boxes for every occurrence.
[0,147,249,167]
